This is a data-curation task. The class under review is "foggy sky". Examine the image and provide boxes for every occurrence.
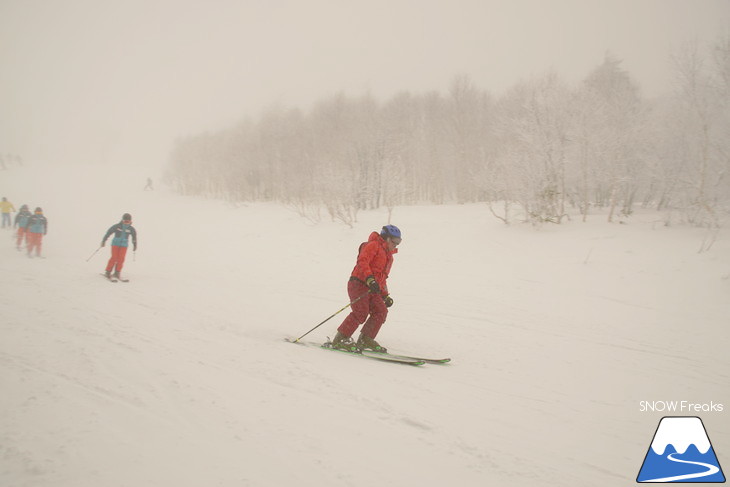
[1,0,728,168]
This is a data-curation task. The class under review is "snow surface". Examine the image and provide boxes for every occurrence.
[1,162,729,486]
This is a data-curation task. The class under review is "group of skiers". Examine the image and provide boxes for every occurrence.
[5,189,398,351]
[2,197,48,258]
[3,196,137,280]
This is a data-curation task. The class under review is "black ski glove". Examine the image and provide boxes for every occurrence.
[366,276,380,293]
[384,295,394,308]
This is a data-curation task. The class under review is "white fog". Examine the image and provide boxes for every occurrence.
[1,1,729,486]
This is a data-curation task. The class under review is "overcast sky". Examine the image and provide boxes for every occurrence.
[1,0,728,168]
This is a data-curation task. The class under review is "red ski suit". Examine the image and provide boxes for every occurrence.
[338,232,397,339]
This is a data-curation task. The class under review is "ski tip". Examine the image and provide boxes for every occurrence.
[392,358,425,366]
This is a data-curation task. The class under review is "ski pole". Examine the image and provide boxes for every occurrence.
[86,246,102,262]
[293,291,369,343]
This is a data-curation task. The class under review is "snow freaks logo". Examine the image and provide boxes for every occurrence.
[637,416,726,483]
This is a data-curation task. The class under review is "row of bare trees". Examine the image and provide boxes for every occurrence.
[166,38,729,228]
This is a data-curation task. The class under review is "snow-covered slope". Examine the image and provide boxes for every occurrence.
[1,162,728,487]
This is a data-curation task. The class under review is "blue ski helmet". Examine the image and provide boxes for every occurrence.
[381,225,401,239]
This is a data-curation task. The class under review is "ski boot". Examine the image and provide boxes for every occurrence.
[330,331,359,352]
[356,334,387,353]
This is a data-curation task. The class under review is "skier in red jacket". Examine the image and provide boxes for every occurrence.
[331,225,401,352]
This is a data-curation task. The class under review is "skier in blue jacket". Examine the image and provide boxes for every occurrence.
[102,213,137,280]
[25,207,47,257]
[13,204,32,250]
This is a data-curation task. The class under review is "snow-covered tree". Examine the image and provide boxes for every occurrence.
[579,53,647,222]
[487,72,574,224]
[665,38,730,231]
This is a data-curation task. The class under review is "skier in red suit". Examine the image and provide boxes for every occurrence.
[331,225,401,352]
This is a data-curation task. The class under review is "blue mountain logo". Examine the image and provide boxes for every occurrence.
[637,416,725,483]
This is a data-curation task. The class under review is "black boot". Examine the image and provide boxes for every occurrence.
[331,331,358,352]
[357,334,387,353]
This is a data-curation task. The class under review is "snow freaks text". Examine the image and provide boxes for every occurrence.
[639,401,724,413]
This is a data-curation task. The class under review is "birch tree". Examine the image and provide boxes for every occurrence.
[489,72,574,224]
[668,39,729,231]
[581,54,646,222]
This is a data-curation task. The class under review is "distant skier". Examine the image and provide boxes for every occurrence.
[101,213,137,280]
[143,178,154,191]
[0,197,16,228]
[330,225,401,353]
[13,204,32,250]
[25,207,47,258]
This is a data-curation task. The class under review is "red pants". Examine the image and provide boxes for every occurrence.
[26,232,43,256]
[337,279,388,339]
[16,228,27,249]
[106,245,128,273]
